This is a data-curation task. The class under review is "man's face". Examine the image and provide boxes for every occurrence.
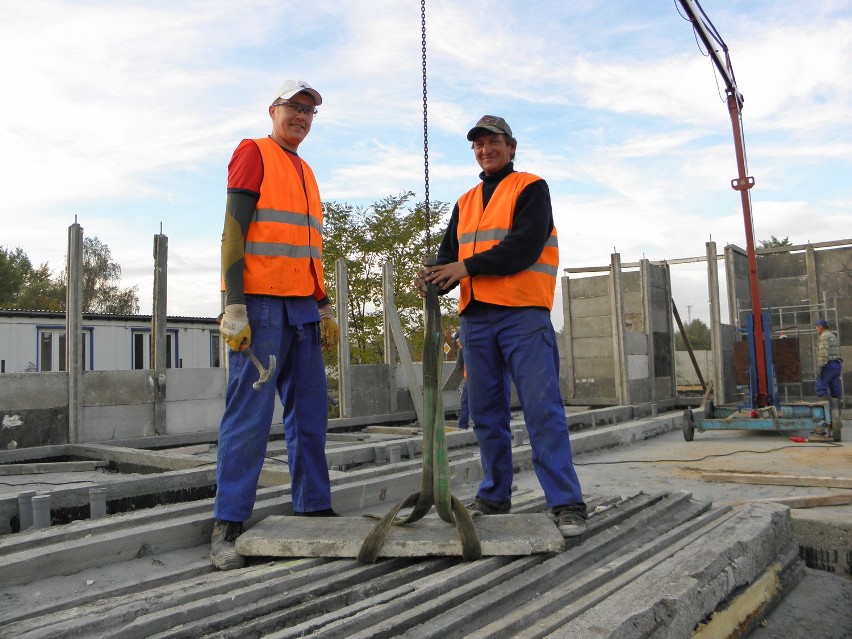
[472,133,515,175]
[269,92,316,150]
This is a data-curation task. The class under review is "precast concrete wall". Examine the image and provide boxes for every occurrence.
[562,259,675,407]
[0,372,68,448]
[675,351,713,386]
[726,241,851,398]
[0,368,227,448]
[563,274,617,404]
[1,360,469,448]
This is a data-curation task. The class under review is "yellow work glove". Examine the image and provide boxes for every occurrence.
[319,305,339,353]
[219,304,251,352]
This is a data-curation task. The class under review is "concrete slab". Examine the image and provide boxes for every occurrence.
[0,461,107,475]
[236,513,565,558]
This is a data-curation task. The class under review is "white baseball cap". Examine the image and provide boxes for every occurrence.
[273,79,322,106]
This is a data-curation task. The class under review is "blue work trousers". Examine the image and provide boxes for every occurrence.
[214,296,331,522]
[458,380,470,429]
[815,360,842,398]
[460,305,584,509]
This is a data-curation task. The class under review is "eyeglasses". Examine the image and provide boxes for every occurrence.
[272,100,318,117]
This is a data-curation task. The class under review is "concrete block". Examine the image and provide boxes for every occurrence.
[0,406,69,449]
[568,274,609,298]
[0,372,67,411]
[572,337,614,359]
[236,513,565,558]
[82,370,155,406]
[814,246,851,274]
[553,503,795,639]
[627,355,649,380]
[82,404,154,442]
[165,398,224,435]
[572,378,616,402]
[759,252,806,278]
[569,319,612,339]
[792,512,852,576]
[625,332,648,355]
[568,296,611,319]
[167,368,225,401]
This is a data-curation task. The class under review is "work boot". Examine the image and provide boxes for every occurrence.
[210,520,245,571]
[294,508,339,517]
[465,497,511,516]
[552,505,588,538]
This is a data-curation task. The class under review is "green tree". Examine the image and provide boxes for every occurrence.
[0,246,33,307]
[0,246,64,310]
[322,192,453,365]
[16,264,65,311]
[2,238,139,313]
[675,318,711,351]
[60,237,140,314]
[758,236,793,249]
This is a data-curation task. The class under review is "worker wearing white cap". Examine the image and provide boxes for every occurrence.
[212,79,339,570]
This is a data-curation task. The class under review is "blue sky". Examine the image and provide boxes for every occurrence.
[1,0,850,328]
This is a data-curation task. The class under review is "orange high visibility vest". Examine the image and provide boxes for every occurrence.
[456,172,558,314]
[242,137,326,299]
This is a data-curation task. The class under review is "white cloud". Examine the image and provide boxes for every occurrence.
[1,0,849,328]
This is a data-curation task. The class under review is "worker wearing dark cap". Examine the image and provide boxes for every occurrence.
[418,115,587,537]
[815,318,843,401]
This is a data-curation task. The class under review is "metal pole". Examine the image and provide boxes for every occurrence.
[727,93,768,406]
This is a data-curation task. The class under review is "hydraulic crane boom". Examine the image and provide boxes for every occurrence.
[677,0,771,407]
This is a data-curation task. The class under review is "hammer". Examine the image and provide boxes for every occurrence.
[242,345,277,391]
[217,314,277,391]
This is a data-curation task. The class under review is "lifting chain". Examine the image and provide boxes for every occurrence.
[357,0,482,564]
[421,0,431,250]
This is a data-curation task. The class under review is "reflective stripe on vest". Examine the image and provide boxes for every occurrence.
[243,137,326,299]
[456,172,558,313]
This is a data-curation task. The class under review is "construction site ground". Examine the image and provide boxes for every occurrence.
[1,405,849,638]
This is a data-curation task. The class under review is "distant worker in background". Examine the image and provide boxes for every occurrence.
[417,115,587,537]
[815,318,843,402]
[212,79,340,571]
[453,331,470,430]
